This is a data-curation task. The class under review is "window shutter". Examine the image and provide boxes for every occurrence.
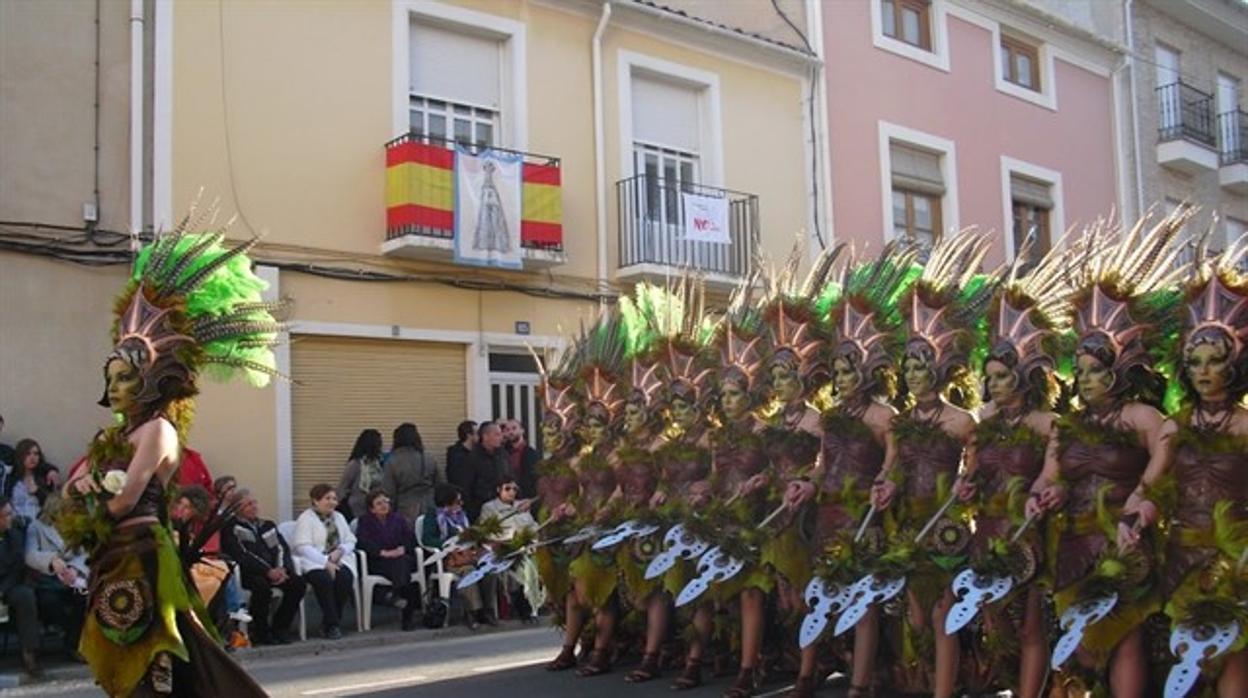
[890,142,944,195]
[410,21,502,109]
[632,74,701,153]
[1010,174,1053,209]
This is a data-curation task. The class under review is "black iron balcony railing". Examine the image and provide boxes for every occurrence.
[384,132,564,253]
[1218,110,1248,165]
[616,174,759,278]
[1157,81,1217,147]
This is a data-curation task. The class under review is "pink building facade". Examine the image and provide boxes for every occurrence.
[817,0,1125,265]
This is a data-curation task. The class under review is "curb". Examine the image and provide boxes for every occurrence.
[0,619,547,687]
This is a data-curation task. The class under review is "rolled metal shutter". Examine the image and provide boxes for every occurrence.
[290,335,466,515]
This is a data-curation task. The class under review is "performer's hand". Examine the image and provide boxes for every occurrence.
[73,476,100,496]
[1116,520,1142,551]
[1124,492,1159,529]
[1036,482,1065,512]
[517,499,534,513]
[743,473,769,496]
[648,491,667,509]
[954,476,977,503]
[1024,494,1045,520]
[784,480,815,510]
[870,479,896,509]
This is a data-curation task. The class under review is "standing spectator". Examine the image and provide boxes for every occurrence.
[0,497,41,676]
[24,493,87,660]
[356,490,421,631]
[0,414,14,474]
[501,419,540,499]
[445,420,477,486]
[337,429,383,520]
[292,484,356,639]
[222,490,306,645]
[178,446,214,492]
[383,423,439,520]
[8,439,57,524]
[421,484,498,629]
[454,422,508,521]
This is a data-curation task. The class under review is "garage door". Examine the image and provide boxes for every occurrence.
[290,335,466,515]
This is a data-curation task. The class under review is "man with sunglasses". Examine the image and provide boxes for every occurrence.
[480,477,539,621]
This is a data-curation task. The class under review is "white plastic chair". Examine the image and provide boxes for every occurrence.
[356,547,428,631]
[279,518,364,635]
[414,514,457,601]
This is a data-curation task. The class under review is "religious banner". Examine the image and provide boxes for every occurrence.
[455,146,524,269]
[680,191,731,244]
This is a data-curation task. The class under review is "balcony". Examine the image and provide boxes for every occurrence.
[1156,82,1220,174]
[1218,110,1248,194]
[382,133,565,269]
[615,174,759,289]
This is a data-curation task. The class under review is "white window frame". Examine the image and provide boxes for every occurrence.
[993,27,1056,111]
[617,50,724,187]
[392,1,526,150]
[408,96,499,149]
[878,121,958,242]
[999,157,1064,263]
[869,0,950,73]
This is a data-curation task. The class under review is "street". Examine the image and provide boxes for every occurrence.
[0,627,836,697]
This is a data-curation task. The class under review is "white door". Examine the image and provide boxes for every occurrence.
[1218,73,1241,156]
[1156,45,1181,133]
[489,370,542,450]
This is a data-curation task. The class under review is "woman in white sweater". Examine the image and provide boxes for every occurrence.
[292,483,357,639]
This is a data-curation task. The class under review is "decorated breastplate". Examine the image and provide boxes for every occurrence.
[1173,426,1248,529]
[712,422,767,496]
[820,411,883,495]
[893,415,963,501]
[973,418,1046,497]
[1057,418,1148,516]
[763,426,822,481]
[656,438,712,500]
[576,451,617,508]
[615,445,659,508]
[536,458,578,516]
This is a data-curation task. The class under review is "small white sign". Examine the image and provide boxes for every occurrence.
[681,192,730,244]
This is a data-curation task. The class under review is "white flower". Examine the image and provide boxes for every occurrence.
[101,470,128,495]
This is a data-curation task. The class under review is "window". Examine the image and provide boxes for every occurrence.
[631,74,703,224]
[881,0,932,50]
[1224,216,1246,254]
[1001,34,1040,91]
[889,141,944,254]
[1009,174,1052,268]
[409,21,502,148]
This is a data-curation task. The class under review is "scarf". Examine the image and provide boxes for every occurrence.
[436,507,468,538]
[319,511,339,555]
[357,457,382,494]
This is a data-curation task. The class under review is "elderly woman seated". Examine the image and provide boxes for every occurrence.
[24,492,88,660]
[421,483,499,630]
[356,489,421,631]
[292,484,357,640]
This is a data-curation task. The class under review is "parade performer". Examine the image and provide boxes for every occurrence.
[952,239,1078,698]
[59,217,277,697]
[795,243,916,698]
[871,229,997,697]
[1026,216,1186,697]
[1160,235,1248,698]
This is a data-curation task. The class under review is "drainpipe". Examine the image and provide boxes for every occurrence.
[1124,0,1145,218]
[592,2,611,300]
[130,0,145,244]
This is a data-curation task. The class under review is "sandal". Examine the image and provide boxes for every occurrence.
[625,652,661,683]
[790,675,816,697]
[577,648,612,677]
[547,645,578,672]
[723,667,757,698]
[670,658,703,691]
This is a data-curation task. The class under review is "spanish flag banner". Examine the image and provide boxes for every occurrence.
[385,138,563,253]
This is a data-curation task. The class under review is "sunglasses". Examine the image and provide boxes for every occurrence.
[501,485,518,491]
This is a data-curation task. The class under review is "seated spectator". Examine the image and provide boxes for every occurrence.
[222,490,306,645]
[7,439,58,524]
[24,493,87,660]
[422,483,498,630]
[292,484,356,640]
[338,429,383,521]
[479,476,538,536]
[356,490,421,631]
[0,497,41,676]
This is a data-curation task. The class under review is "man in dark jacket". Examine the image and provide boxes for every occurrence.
[452,422,508,520]
[221,491,306,644]
[445,420,476,485]
[0,497,41,676]
[501,419,540,500]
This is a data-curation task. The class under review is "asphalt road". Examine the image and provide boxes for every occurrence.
[0,627,834,697]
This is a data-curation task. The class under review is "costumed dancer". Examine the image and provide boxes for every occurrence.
[60,215,277,697]
[870,229,998,697]
[795,243,917,698]
[1025,216,1187,697]
[549,316,628,675]
[952,238,1081,698]
[1160,235,1248,698]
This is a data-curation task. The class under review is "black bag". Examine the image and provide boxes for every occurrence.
[422,595,449,629]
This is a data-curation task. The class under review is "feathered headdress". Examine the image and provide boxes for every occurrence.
[102,205,288,429]
[760,243,845,395]
[570,312,628,428]
[1179,233,1248,401]
[1065,212,1192,404]
[649,277,714,408]
[900,229,999,391]
[709,271,766,398]
[827,241,920,396]
[619,283,682,415]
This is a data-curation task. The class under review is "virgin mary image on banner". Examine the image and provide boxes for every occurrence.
[455,146,523,269]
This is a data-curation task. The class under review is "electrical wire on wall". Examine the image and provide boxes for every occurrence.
[769,0,826,250]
